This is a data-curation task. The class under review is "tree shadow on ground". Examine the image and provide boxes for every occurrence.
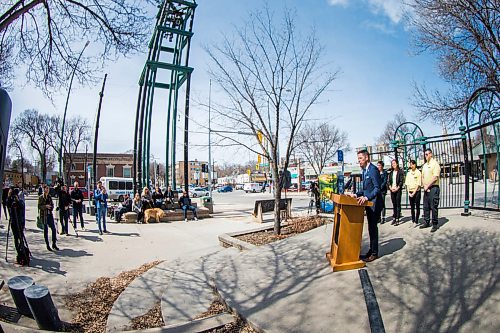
[372,228,499,333]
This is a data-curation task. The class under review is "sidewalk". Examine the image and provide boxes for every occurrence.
[215,209,499,332]
[0,199,260,325]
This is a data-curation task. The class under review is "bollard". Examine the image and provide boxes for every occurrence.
[7,276,34,317]
[24,285,61,331]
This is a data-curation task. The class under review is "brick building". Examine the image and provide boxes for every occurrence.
[64,153,133,188]
[176,160,209,187]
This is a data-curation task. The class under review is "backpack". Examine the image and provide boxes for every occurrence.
[16,235,30,266]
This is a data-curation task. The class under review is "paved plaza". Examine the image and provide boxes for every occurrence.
[0,191,499,332]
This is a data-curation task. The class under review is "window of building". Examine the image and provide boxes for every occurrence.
[106,166,115,177]
[123,166,131,178]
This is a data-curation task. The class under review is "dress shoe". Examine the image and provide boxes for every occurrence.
[99,231,103,235]
[419,223,431,229]
[363,254,378,263]
[430,225,439,233]
[52,244,60,251]
[391,219,396,225]
[46,245,53,252]
[359,251,373,260]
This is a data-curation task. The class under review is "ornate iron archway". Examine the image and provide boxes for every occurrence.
[465,85,500,209]
[391,121,426,170]
[133,0,197,193]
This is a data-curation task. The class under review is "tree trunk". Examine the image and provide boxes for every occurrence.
[40,154,47,184]
[272,165,281,234]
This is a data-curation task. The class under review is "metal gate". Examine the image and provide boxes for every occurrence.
[346,86,499,213]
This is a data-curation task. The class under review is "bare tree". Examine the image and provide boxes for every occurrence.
[48,116,91,184]
[0,0,157,94]
[296,123,349,177]
[206,8,338,234]
[10,109,57,182]
[376,112,408,146]
[0,39,13,88]
[408,0,499,126]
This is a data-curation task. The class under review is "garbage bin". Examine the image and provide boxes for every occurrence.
[201,196,213,214]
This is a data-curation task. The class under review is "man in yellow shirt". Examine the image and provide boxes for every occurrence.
[421,148,441,232]
[405,160,422,224]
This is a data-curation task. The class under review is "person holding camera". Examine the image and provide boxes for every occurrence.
[58,185,71,235]
[38,185,59,251]
[6,188,24,256]
[94,186,109,235]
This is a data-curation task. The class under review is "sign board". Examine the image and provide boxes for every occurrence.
[337,150,344,162]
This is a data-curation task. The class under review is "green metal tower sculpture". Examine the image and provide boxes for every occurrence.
[133,0,197,193]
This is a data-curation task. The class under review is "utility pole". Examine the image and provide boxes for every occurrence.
[59,41,90,182]
[92,74,107,191]
[208,80,213,196]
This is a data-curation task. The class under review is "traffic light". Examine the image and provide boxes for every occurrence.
[201,164,207,172]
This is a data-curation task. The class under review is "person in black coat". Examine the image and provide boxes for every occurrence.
[152,185,164,208]
[388,159,404,225]
[70,182,85,230]
[377,161,388,223]
[58,185,72,235]
[164,185,176,206]
[6,188,25,256]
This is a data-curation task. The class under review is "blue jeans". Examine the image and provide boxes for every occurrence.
[97,206,107,232]
[181,205,197,219]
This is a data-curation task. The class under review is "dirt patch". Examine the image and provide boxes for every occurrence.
[64,260,162,333]
[129,302,163,330]
[236,215,330,246]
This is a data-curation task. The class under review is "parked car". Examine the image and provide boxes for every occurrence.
[69,186,91,199]
[244,183,265,193]
[189,187,210,197]
[217,185,233,193]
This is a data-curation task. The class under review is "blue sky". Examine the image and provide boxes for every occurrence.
[8,0,449,165]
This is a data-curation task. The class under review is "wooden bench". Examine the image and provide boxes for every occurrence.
[122,206,210,223]
[252,198,292,223]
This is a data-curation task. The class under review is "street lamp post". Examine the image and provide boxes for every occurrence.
[208,80,213,196]
[58,41,90,183]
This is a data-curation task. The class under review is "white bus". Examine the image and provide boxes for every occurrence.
[99,177,134,202]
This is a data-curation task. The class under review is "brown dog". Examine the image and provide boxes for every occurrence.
[144,208,166,223]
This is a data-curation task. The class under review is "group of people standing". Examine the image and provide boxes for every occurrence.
[377,148,441,231]
[353,148,441,263]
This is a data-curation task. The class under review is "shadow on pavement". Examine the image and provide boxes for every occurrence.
[379,237,406,257]
[373,228,499,333]
[29,256,67,276]
[56,248,93,258]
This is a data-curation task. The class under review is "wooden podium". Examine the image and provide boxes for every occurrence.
[326,194,373,272]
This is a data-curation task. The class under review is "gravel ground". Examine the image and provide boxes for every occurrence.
[129,302,163,330]
[236,215,330,246]
[64,261,162,333]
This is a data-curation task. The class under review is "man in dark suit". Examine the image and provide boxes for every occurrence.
[351,149,383,262]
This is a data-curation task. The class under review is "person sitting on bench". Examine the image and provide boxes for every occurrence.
[152,186,164,208]
[178,191,198,222]
[164,185,175,208]
[114,193,132,222]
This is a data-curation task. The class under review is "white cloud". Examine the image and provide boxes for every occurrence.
[327,0,407,24]
[367,0,405,24]
[328,0,350,6]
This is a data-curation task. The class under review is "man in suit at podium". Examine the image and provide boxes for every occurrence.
[350,149,383,262]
